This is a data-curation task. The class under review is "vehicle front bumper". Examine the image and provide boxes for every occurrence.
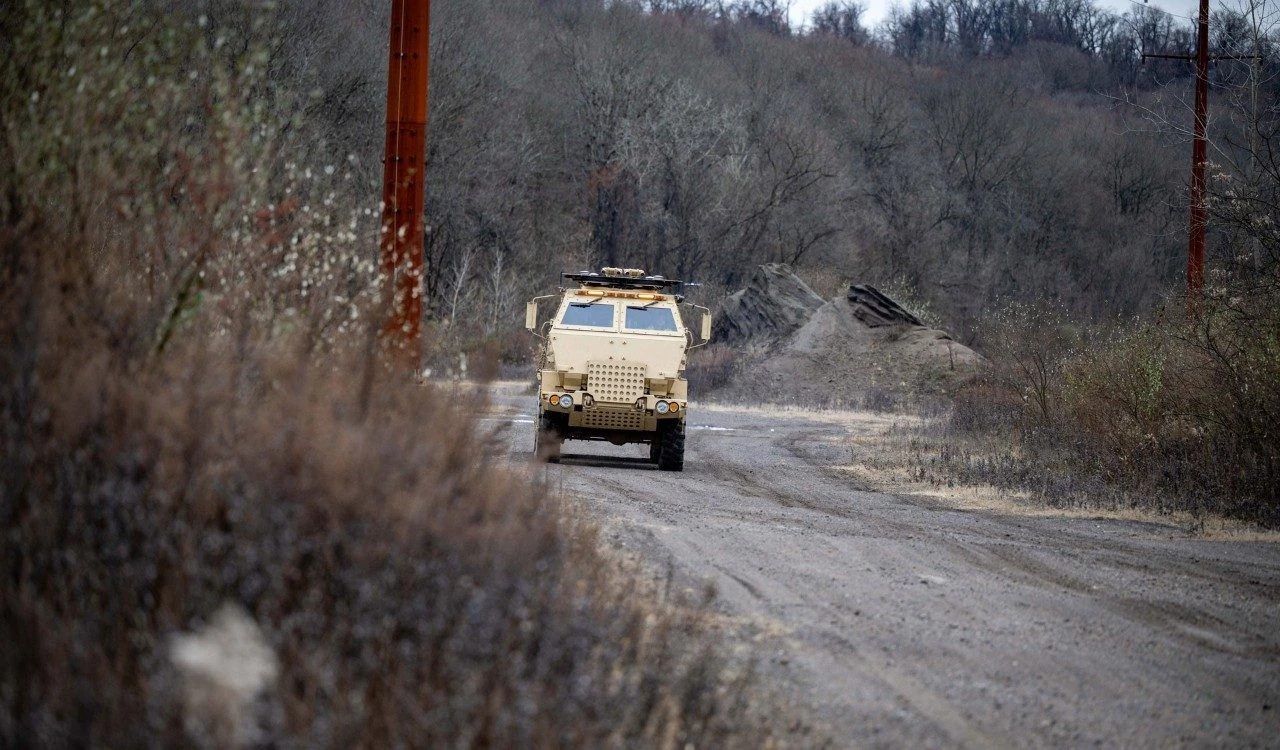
[539,390,684,430]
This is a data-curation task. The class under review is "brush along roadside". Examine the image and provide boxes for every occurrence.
[814,411,1280,540]
[0,299,811,746]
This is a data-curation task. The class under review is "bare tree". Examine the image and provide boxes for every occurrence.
[446,245,476,331]
[919,71,1033,194]
[729,0,792,35]
[811,1,869,44]
[484,247,513,336]
[555,5,673,267]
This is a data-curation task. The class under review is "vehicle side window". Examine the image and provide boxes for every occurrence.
[560,302,615,328]
[624,306,678,332]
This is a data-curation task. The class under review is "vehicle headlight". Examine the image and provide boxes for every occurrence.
[656,400,670,414]
[669,401,680,412]
[557,394,574,408]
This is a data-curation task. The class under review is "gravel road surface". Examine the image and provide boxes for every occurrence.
[492,392,1280,747]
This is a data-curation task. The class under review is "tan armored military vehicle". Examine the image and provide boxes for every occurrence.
[525,268,711,471]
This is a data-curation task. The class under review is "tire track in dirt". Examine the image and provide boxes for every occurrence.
[780,424,1280,660]
[498,394,1280,747]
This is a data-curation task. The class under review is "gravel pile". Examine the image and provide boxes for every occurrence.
[712,265,983,408]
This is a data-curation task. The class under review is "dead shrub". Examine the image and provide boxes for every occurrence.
[1061,322,1175,481]
[972,299,1080,433]
[686,343,737,397]
[942,294,1280,526]
[0,2,797,745]
[949,378,1023,434]
[1,278,781,745]
[1061,294,1280,521]
[861,387,899,412]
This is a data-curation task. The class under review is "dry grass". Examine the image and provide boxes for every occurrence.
[1,242,807,747]
[694,400,923,429]
[0,3,807,745]
[953,297,1280,528]
[834,413,1280,540]
[710,390,1280,538]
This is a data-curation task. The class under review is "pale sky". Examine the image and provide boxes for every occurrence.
[788,0,1206,31]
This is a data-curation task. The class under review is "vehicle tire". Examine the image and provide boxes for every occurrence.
[657,420,684,472]
[534,414,562,463]
[649,438,661,464]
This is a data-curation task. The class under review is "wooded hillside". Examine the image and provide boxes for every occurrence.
[226,0,1279,346]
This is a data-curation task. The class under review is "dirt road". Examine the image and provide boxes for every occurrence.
[492,391,1280,747]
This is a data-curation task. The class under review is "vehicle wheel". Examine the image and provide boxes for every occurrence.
[534,415,562,463]
[649,439,661,464]
[657,420,684,472]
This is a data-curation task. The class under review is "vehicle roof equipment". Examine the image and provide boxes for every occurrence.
[562,267,684,293]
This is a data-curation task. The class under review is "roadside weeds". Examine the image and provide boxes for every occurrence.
[708,399,1280,542]
[848,416,1280,541]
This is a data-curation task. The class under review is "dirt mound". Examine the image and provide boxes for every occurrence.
[712,269,983,408]
[712,263,826,346]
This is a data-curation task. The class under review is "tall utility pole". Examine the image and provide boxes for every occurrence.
[1143,0,1212,305]
[381,0,430,346]
[1188,0,1210,300]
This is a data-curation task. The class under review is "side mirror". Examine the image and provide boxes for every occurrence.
[700,313,712,342]
[525,301,538,331]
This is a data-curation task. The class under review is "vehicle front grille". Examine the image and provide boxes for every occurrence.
[587,360,646,403]
[579,407,646,430]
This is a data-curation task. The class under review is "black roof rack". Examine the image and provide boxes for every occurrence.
[562,272,684,291]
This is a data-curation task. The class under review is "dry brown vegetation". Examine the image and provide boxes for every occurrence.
[687,343,739,395]
[0,2,802,745]
[1,316,787,746]
[896,292,1280,528]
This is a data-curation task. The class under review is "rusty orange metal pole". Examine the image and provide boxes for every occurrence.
[1187,0,1209,305]
[381,0,430,346]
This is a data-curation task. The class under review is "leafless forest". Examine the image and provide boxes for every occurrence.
[241,0,1274,337]
[2,0,1278,746]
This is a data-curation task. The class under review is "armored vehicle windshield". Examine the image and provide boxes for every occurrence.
[623,305,679,332]
[559,301,617,328]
